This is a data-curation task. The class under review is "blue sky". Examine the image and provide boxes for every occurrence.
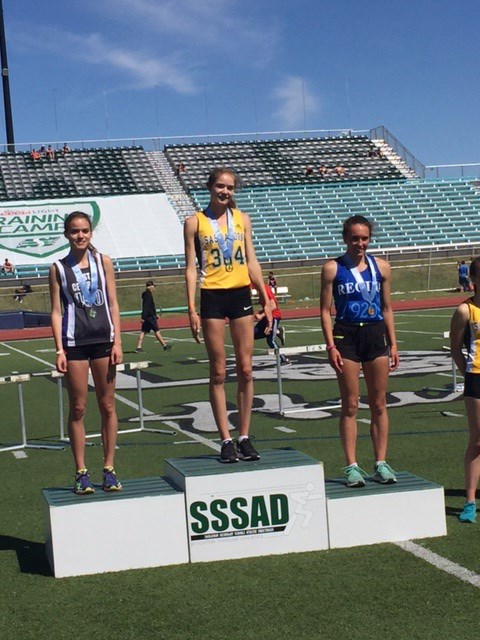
[3,0,480,165]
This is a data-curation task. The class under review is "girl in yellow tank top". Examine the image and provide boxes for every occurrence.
[195,207,250,289]
[450,256,480,522]
[184,168,272,463]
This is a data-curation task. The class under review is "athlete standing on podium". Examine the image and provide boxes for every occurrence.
[49,211,123,495]
[320,215,399,487]
[184,168,272,463]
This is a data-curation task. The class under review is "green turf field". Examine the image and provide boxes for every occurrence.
[0,308,478,640]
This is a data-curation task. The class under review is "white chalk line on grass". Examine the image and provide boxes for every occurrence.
[394,540,480,589]
[1,341,220,454]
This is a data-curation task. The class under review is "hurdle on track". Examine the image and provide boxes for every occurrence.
[0,373,65,453]
[40,361,175,442]
[267,344,342,415]
[427,331,462,393]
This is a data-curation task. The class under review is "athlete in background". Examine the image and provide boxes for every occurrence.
[320,215,399,487]
[184,168,272,463]
[49,211,123,495]
[451,256,480,523]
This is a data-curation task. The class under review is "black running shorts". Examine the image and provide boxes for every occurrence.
[65,342,113,361]
[141,318,159,333]
[200,286,254,320]
[464,372,480,399]
[332,320,389,363]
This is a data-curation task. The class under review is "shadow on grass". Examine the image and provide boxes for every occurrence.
[0,534,52,577]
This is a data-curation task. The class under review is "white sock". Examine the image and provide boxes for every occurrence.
[238,435,249,443]
[375,460,386,467]
[222,438,233,445]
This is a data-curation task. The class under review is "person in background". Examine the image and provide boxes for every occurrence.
[458,260,471,292]
[450,257,480,523]
[254,282,288,364]
[1,257,14,274]
[49,211,123,495]
[135,281,173,353]
[267,271,277,291]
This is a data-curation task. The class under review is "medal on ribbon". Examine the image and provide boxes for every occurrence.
[206,207,235,272]
[343,253,379,317]
[67,249,99,316]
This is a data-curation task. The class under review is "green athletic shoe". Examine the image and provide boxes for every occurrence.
[459,501,476,523]
[373,462,398,484]
[343,464,368,488]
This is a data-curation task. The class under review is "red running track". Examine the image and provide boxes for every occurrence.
[0,295,467,343]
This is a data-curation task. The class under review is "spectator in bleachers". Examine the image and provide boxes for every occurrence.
[318,164,329,177]
[30,148,40,161]
[46,145,55,160]
[39,145,47,158]
[267,271,277,291]
[176,161,186,176]
[334,163,346,177]
[305,165,314,176]
[62,143,71,155]
[458,260,471,292]
[184,167,272,463]
[1,257,14,274]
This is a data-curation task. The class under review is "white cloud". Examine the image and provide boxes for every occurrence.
[273,76,320,129]
[94,0,280,67]
[12,25,196,94]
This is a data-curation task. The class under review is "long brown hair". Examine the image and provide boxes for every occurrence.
[64,211,97,254]
[206,167,241,209]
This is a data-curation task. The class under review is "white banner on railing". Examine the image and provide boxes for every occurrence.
[0,193,184,265]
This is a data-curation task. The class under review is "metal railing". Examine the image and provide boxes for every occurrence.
[425,163,480,180]
[0,128,370,154]
[369,125,426,178]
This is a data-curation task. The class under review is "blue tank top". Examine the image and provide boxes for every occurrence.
[333,254,383,323]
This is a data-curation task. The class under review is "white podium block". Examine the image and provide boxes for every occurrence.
[42,477,189,578]
[165,449,329,563]
[326,472,446,549]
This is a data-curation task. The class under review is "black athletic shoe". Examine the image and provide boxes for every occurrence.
[220,440,239,463]
[237,437,260,461]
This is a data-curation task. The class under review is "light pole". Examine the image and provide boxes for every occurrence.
[0,0,14,152]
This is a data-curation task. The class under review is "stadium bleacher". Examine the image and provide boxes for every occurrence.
[0,146,164,201]
[164,135,407,190]
[1,132,479,277]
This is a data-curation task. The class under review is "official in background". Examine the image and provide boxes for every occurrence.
[135,280,172,353]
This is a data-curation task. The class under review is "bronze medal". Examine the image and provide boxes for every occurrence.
[368,306,375,316]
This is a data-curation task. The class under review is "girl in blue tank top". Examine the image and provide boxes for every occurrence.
[333,253,383,323]
[320,215,399,489]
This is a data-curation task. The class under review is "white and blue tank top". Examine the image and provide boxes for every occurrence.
[333,254,383,323]
[54,252,115,347]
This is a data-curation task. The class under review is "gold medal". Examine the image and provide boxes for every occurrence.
[224,259,233,272]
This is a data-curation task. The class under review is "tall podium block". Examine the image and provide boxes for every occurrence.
[326,472,446,549]
[42,477,189,578]
[165,449,329,563]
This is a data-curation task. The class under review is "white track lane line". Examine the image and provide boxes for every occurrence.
[1,341,220,453]
[394,541,480,589]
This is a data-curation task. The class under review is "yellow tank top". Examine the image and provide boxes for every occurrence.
[196,208,251,290]
[466,299,480,373]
